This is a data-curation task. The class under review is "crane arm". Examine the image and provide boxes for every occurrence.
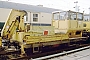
[1,9,26,39]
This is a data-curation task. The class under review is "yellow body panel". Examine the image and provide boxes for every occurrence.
[23,33,69,44]
[83,21,90,28]
[29,26,55,35]
[83,21,90,32]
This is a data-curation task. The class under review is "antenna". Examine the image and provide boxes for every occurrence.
[74,1,80,12]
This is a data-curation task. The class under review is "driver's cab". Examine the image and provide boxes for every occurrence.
[52,10,84,37]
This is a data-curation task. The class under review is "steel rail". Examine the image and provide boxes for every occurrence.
[31,45,90,60]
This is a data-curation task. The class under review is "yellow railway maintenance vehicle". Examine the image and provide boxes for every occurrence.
[0,9,88,56]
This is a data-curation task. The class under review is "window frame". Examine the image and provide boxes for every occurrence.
[33,13,38,22]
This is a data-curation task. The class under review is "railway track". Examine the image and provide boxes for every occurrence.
[9,43,90,60]
[32,45,90,60]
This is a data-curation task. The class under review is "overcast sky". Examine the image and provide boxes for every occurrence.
[1,0,90,13]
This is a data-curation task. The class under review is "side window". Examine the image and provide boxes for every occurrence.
[70,13,76,20]
[84,15,89,21]
[53,13,59,20]
[77,13,83,21]
[60,12,67,20]
[33,14,38,22]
